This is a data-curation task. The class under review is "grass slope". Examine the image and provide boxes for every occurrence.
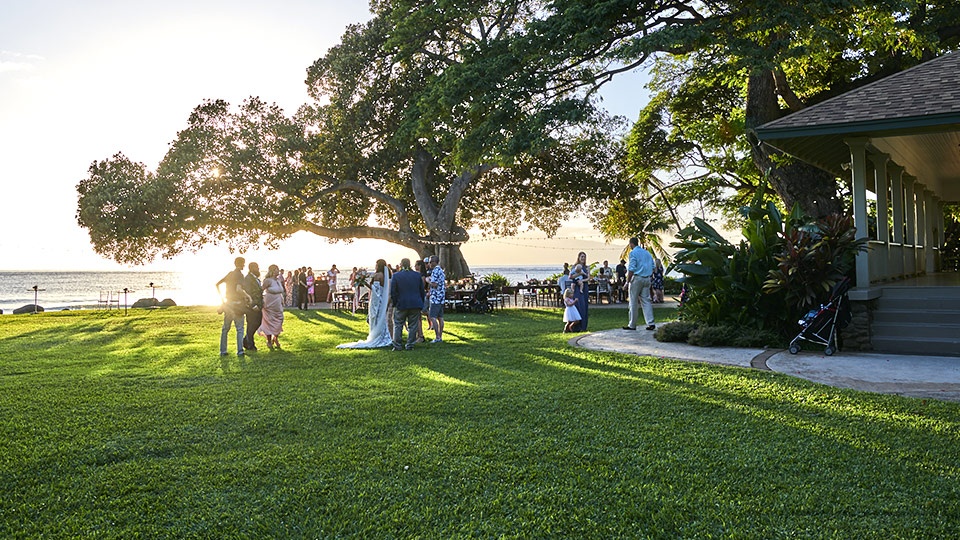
[1,307,958,538]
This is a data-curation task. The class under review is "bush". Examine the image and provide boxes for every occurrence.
[729,328,783,348]
[655,320,698,342]
[484,273,509,287]
[683,324,784,348]
[687,325,738,347]
[670,185,866,338]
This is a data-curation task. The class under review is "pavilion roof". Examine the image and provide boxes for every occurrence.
[756,52,960,201]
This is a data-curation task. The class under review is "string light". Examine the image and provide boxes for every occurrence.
[480,239,625,251]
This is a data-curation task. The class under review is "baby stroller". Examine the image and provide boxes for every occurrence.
[788,277,852,356]
[466,284,495,314]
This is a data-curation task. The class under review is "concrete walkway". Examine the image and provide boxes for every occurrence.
[575,326,960,402]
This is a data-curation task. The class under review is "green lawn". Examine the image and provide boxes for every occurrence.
[1,306,958,538]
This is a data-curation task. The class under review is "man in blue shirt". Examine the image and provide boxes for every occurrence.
[390,258,426,351]
[624,237,656,331]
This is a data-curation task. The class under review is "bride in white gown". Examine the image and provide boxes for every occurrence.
[337,259,393,348]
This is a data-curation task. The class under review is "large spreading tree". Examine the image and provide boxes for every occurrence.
[417,0,959,230]
[588,0,959,228]
[78,1,960,274]
[76,1,626,277]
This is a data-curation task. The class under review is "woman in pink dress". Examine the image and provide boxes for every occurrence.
[306,268,316,304]
[258,264,285,349]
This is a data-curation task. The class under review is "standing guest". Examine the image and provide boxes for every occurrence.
[327,264,340,303]
[285,270,295,307]
[390,258,425,351]
[570,251,590,331]
[298,267,309,309]
[562,287,581,333]
[624,236,656,331]
[557,269,571,300]
[291,269,301,308]
[278,268,287,307]
[258,264,285,350]
[425,255,446,343]
[615,259,627,303]
[216,257,250,357]
[242,262,263,352]
[651,258,665,303]
[598,260,614,304]
[306,268,315,304]
[414,259,429,341]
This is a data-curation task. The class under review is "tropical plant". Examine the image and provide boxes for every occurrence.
[482,273,509,287]
[669,190,793,333]
[763,213,867,310]
[670,183,868,340]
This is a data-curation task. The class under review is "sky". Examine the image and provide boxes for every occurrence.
[0,0,650,273]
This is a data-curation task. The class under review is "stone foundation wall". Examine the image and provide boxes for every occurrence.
[841,299,876,351]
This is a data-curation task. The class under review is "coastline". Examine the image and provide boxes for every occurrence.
[0,265,563,315]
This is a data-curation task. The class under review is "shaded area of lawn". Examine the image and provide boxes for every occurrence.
[1,307,958,538]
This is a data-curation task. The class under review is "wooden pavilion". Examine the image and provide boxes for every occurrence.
[756,52,960,355]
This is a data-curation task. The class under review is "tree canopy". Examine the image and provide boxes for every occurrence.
[77,1,627,276]
[77,0,960,273]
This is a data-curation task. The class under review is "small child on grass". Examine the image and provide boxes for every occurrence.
[562,287,581,332]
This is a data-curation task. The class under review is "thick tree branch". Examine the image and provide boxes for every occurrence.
[773,68,805,112]
[300,179,413,233]
[436,162,494,235]
[298,221,425,250]
[410,149,446,233]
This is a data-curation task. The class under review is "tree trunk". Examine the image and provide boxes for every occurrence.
[745,69,844,218]
[438,244,470,280]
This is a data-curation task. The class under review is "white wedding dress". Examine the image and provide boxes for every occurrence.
[337,270,393,348]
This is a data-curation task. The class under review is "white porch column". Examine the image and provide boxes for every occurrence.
[888,164,905,277]
[916,182,927,274]
[889,164,904,244]
[869,153,890,280]
[869,154,890,243]
[903,175,916,247]
[925,190,937,273]
[847,139,871,288]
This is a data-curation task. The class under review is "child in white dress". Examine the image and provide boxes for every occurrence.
[562,287,581,332]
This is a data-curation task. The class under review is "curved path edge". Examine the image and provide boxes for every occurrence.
[572,328,960,402]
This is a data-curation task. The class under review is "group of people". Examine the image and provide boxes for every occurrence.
[609,257,665,304]
[337,256,446,351]
[281,265,341,309]
[558,242,665,333]
[217,241,665,356]
[216,257,285,356]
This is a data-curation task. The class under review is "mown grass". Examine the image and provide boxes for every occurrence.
[1,306,958,538]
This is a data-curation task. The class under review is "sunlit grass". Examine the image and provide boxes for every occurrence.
[1,306,958,538]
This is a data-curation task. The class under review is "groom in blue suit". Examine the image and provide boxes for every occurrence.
[390,258,426,351]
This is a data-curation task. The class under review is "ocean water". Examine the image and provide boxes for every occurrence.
[0,265,561,313]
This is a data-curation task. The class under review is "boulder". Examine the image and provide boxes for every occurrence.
[13,304,44,314]
[132,298,159,309]
[158,298,177,307]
